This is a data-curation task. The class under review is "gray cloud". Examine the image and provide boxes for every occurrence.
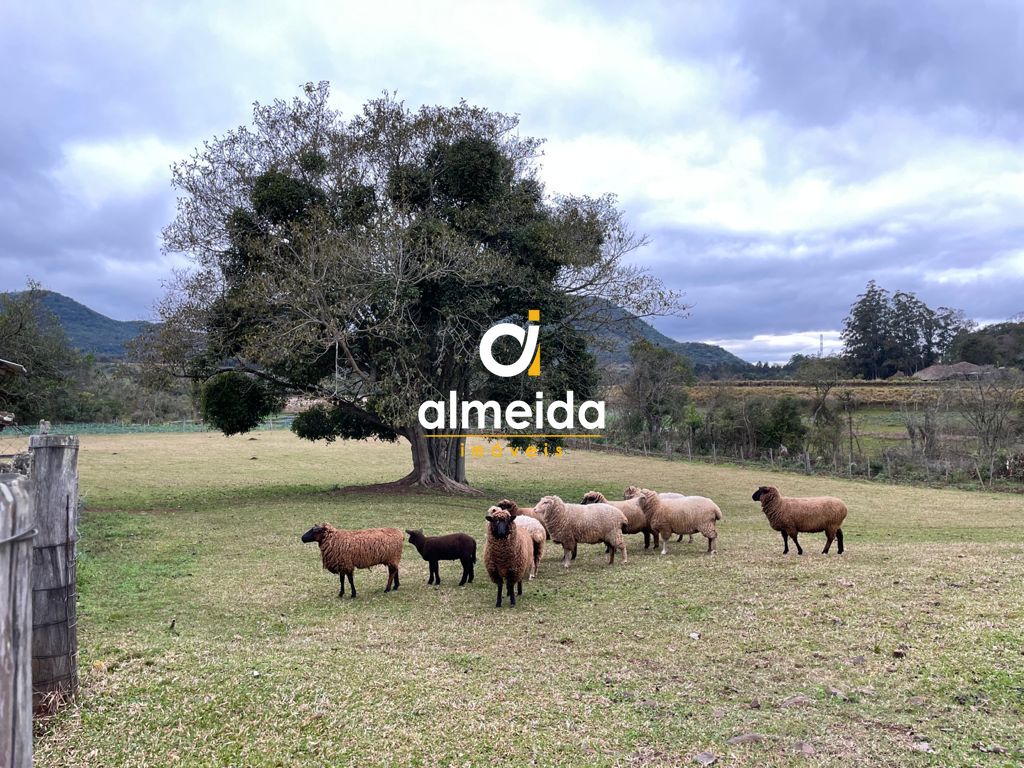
[1,0,1021,363]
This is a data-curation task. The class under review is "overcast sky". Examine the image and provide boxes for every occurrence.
[3,1,1023,363]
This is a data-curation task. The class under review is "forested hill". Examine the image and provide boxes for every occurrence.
[580,303,753,373]
[16,290,752,373]
[6,291,154,360]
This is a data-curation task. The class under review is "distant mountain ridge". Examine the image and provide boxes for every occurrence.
[582,303,753,372]
[7,290,154,360]
[21,291,751,372]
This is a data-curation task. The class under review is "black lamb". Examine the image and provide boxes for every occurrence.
[405,529,477,586]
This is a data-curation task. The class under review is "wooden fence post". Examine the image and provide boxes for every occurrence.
[0,475,34,768]
[27,434,79,711]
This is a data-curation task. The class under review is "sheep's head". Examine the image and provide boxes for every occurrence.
[623,486,642,500]
[405,529,425,546]
[300,524,329,544]
[752,486,777,503]
[496,499,520,514]
[533,495,563,519]
[485,505,515,539]
[581,491,607,504]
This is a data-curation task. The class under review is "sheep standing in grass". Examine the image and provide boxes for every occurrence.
[405,529,476,586]
[581,491,651,550]
[532,495,627,569]
[634,490,721,555]
[512,515,546,579]
[300,523,403,598]
[623,486,693,545]
[484,506,534,608]
[752,485,847,555]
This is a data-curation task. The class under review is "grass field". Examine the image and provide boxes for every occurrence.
[36,431,1024,766]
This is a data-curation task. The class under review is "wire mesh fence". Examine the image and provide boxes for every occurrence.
[0,426,32,474]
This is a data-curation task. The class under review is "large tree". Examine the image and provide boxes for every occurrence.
[0,285,82,424]
[841,281,969,379]
[149,83,678,492]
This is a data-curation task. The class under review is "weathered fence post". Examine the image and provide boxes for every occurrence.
[27,434,79,711]
[0,475,34,768]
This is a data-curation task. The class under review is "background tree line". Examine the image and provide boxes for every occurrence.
[0,287,193,427]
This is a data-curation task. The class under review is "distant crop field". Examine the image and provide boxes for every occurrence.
[37,432,1024,766]
[689,380,948,407]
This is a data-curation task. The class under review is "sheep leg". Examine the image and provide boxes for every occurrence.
[791,532,804,555]
[836,529,844,554]
[618,539,628,564]
[517,579,523,596]
[495,581,503,608]
[338,572,346,598]
[427,561,436,585]
[571,544,578,560]
[384,567,394,593]
[393,566,400,590]
[432,561,440,586]
[506,574,517,607]
[781,531,790,554]
[687,534,694,543]
[823,531,835,554]
[459,559,470,586]
[347,572,356,599]
[561,545,573,569]
[701,527,717,554]
[643,530,651,549]
[659,530,671,555]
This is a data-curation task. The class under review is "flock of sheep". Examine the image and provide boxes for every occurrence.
[299,484,849,607]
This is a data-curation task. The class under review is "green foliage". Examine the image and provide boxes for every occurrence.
[841,281,969,379]
[292,403,397,443]
[610,339,693,450]
[0,287,81,422]
[1,289,153,360]
[949,321,1024,367]
[199,372,284,436]
[155,83,677,487]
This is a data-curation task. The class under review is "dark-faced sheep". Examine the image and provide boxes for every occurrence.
[634,490,721,555]
[405,530,476,586]
[623,486,693,545]
[752,485,847,555]
[532,495,627,569]
[300,523,403,598]
[497,499,548,538]
[484,506,534,608]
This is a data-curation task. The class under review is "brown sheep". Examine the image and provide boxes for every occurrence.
[484,506,534,608]
[300,523,403,598]
[752,486,847,555]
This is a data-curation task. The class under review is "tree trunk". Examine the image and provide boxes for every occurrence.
[400,427,479,494]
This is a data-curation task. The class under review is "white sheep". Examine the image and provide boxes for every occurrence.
[634,489,721,555]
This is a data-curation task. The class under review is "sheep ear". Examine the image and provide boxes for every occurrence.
[485,515,494,522]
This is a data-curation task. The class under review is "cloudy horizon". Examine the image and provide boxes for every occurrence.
[3,1,1022,364]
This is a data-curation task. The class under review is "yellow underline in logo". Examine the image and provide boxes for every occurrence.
[424,434,604,438]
